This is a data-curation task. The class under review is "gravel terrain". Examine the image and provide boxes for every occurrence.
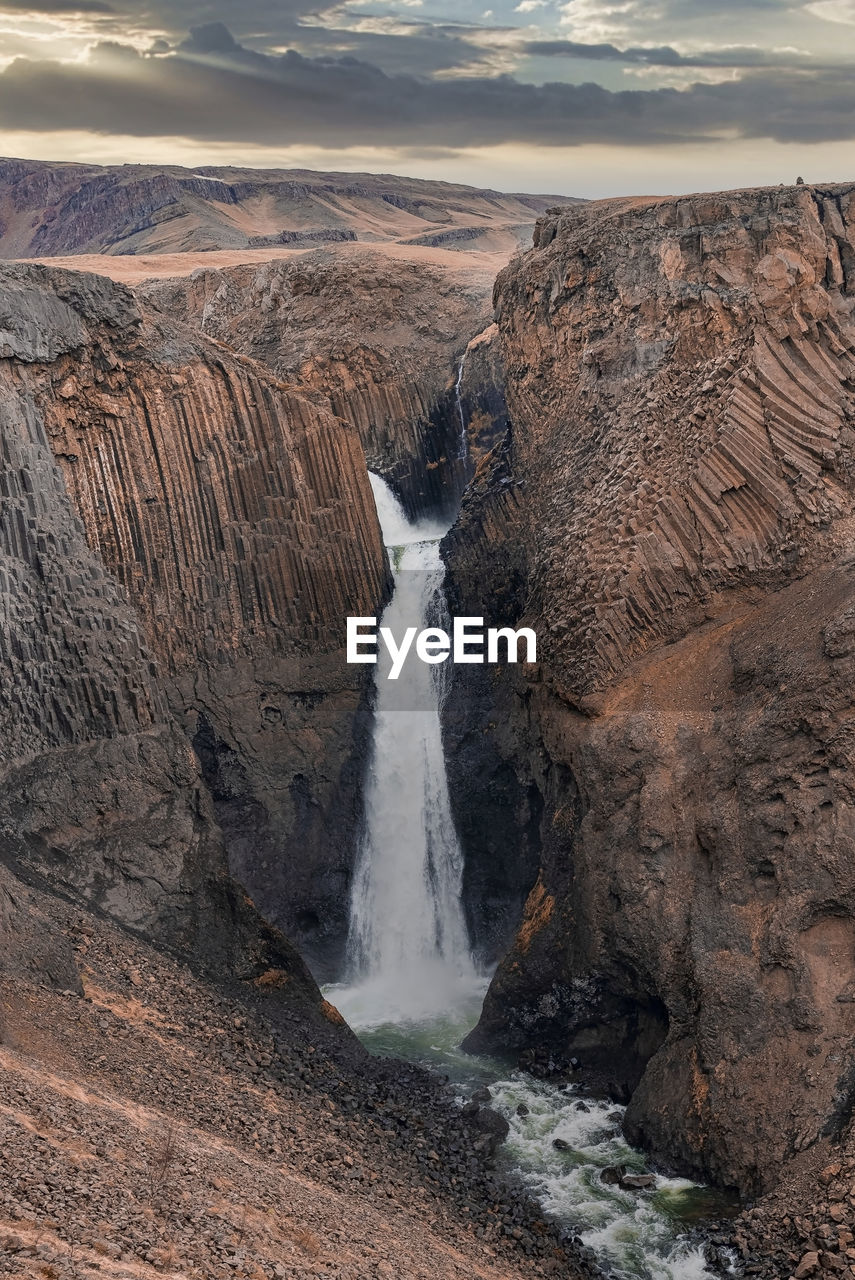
[0,888,595,1280]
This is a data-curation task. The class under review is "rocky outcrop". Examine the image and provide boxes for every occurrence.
[0,864,81,995]
[447,183,855,1195]
[0,157,566,259]
[0,261,387,985]
[142,249,498,517]
[247,228,358,247]
[457,323,510,474]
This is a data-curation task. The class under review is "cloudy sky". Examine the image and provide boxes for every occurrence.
[0,0,853,195]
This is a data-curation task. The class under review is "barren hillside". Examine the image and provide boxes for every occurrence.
[0,157,571,260]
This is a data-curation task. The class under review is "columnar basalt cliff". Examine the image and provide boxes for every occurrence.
[141,249,497,517]
[440,326,541,964]
[0,262,388,982]
[446,183,855,1195]
[456,323,510,473]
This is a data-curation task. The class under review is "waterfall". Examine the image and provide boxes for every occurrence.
[326,478,721,1280]
[454,352,468,461]
[335,473,480,1027]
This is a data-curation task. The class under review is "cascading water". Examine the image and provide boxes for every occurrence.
[333,473,483,1028]
[327,462,730,1280]
[454,352,468,460]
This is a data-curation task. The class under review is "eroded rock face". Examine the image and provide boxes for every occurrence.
[0,865,81,994]
[447,184,855,1194]
[457,323,510,475]
[0,262,387,987]
[141,249,497,518]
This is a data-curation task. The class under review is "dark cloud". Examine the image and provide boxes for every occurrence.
[179,21,240,53]
[171,13,493,77]
[0,0,114,10]
[523,39,839,70]
[0,30,853,148]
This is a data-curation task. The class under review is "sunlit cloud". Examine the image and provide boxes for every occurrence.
[0,11,123,67]
[558,0,648,40]
[623,63,741,85]
[805,0,855,20]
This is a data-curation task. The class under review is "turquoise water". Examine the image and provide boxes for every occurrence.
[326,981,736,1280]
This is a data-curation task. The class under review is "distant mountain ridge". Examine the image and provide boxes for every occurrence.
[0,156,575,259]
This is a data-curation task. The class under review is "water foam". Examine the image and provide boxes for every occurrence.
[488,1075,718,1280]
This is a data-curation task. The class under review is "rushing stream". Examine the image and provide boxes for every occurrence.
[329,474,731,1280]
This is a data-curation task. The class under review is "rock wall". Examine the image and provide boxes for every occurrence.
[0,262,388,983]
[141,249,496,518]
[439,324,540,962]
[456,323,510,474]
[446,183,855,1195]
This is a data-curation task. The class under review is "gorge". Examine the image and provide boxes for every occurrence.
[2,162,855,1279]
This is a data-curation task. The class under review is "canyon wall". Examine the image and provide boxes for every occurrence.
[457,323,510,474]
[446,183,855,1194]
[440,324,542,962]
[0,262,387,982]
[141,248,496,518]
[144,257,545,961]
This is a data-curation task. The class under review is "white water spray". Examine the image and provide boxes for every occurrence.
[335,473,481,1027]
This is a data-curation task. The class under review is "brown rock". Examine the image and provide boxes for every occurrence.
[0,260,382,1021]
[449,182,855,1195]
[141,247,498,521]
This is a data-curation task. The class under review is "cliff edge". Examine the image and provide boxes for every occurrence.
[448,182,855,1196]
[0,261,386,1001]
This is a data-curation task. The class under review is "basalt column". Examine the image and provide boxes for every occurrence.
[141,249,497,520]
[1,262,389,980]
[0,262,364,1029]
[446,184,855,1196]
